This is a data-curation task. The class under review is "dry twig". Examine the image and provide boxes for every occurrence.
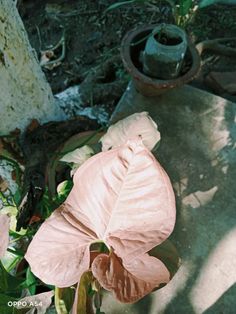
[40,30,66,70]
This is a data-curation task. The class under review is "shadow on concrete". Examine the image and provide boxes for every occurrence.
[132,294,153,314]
[104,84,236,314]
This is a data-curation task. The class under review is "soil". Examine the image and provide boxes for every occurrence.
[18,0,236,108]
[154,34,183,46]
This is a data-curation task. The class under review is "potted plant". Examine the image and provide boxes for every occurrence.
[121,24,200,96]
[106,0,231,97]
[141,24,188,79]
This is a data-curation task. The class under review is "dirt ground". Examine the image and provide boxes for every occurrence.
[18,0,236,109]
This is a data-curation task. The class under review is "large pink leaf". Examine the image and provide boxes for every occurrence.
[92,252,170,303]
[26,138,175,290]
[25,206,95,287]
[66,138,175,263]
[100,112,161,151]
[0,214,10,258]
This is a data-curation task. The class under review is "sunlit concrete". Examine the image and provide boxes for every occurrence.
[190,227,236,313]
[104,83,236,314]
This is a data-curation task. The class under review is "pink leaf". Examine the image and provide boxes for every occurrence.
[92,252,170,303]
[15,291,54,314]
[25,206,93,287]
[0,214,10,258]
[26,139,175,291]
[100,112,161,151]
[66,138,175,263]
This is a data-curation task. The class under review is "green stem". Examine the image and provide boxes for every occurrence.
[55,287,66,314]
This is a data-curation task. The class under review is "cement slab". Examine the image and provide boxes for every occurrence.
[102,84,236,314]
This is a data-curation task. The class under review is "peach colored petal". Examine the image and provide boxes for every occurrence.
[91,252,170,303]
[100,112,161,151]
[25,206,94,287]
[66,138,175,263]
[0,214,10,258]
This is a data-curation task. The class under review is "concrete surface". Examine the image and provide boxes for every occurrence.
[102,83,236,314]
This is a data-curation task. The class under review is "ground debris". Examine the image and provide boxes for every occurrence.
[16,116,100,231]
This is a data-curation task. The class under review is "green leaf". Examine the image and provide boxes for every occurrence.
[26,267,36,295]
[179,0,194,16]
[0,261,23,297]
[0,293,16,314]
[39,188,57,219]
[55,286,75,314]
[13,190,21,206]
[1,251,21,273]
[9,230,22,239]
[7,248,24,257]
[57,180,73,203]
